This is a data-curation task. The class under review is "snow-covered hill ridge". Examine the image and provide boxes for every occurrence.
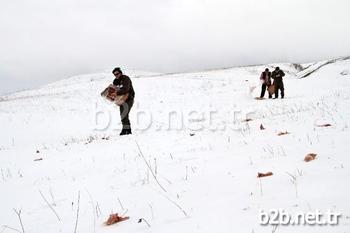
[298,56,350,78]
[1,56,349,102]
[0,57,349,233]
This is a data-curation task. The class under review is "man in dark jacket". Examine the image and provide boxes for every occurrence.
[260,68,272,98]
[271,67,285,99]
[112,67,135,135]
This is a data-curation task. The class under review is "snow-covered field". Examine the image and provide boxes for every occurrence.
[0,58,350,233]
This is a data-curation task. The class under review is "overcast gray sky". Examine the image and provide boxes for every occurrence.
[1,0,350,94]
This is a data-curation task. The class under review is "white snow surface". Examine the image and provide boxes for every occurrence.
[0,60,350,233]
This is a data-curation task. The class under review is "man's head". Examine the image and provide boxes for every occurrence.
[112,67,123,79]
[275,67,280,71]
[265,68,269,72]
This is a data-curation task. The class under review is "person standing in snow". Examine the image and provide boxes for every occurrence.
[259,68,272,98]
[112,67,135,135]
[271,67,285,99]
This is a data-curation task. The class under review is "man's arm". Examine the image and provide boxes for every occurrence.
[260,73,264,80]
[116,76,131,95]
[113,78,118,86]
[280,70,285,77]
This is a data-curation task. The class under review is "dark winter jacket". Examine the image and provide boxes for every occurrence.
[271,69,285,83]
[260,71,271,85]
[113,75,135,100]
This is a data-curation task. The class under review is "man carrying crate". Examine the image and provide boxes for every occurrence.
[111,67,135,135]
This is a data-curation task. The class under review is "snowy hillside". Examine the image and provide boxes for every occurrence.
[0,58,350,233]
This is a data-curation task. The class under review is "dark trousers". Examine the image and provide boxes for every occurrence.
[274,81,284,98]
[260,84,272,98]
[119,98,134,130]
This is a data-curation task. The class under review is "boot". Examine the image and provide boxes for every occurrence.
[119,129,128,136]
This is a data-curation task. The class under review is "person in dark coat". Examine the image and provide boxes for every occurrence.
[271,67,285,99]
[112,67,135,135]
[260,68,272,98]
